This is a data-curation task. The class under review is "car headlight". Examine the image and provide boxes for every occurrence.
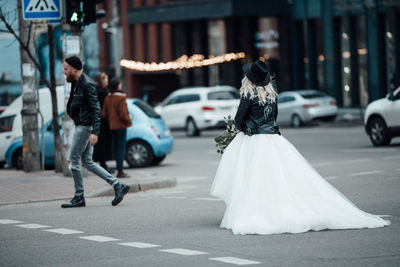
[164,129,171,137]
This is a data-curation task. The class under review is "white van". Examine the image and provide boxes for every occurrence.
[0,86,66,168]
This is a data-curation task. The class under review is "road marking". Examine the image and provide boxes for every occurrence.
[210,257,261,265]
[324,176,339,180]
[349,170,383,176]
[44,228,84,235]
[160,248,209,256]
[16,224,50,229]
[192,197,221,201]
[382,155,400,160]
[164,196,187,200]
[0,219,23,224]
[79,235,120,242]
[118,242,161,248]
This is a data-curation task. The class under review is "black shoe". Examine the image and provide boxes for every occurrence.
[112,183,130,206]
[61,195,86,208]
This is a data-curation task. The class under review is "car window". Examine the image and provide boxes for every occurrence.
[164,96,180,106]
[207,91,239,100]
[134,100,161,118]
[179,94,200,103]
[277,96,296,104]
[299,91,327,99]
[0,115,16,133]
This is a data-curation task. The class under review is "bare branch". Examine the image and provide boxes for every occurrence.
[0,13,52,90]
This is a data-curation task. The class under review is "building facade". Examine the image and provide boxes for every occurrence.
[97,0,400,107]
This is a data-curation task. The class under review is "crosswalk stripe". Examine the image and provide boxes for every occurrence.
[0,219,23,224]
[210,257,261,265]
[118,242,161,248]
[160,248,209,256]
[44,228,84,235]
[80,235,120,242]
[16,224,50,229]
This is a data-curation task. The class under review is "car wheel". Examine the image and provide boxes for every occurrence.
[185,118,200,137]
[125,141,154,167]
[368,117,391,146]
[152,155,166,166]
[13,149,24,170]
[291,114,303,128]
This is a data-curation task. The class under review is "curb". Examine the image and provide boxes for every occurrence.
[0,177,177,206]
[86,177,177,197]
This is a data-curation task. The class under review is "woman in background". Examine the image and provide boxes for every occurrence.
[102,77,132,178]
[93,72,113,173]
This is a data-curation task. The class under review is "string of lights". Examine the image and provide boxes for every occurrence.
[120,52,246,72]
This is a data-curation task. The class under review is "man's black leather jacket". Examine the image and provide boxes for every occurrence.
[67,74,101,135]
[234,80,280,135]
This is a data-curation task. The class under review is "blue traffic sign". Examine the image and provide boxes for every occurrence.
[22,0,62,20]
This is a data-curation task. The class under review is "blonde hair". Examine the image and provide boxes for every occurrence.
[239,76,278,105]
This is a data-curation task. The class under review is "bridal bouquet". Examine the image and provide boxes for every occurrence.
[215,115,239,154]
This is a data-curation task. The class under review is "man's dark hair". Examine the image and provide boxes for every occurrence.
[108,77,122,92]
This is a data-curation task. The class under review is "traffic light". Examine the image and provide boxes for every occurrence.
[83,0,106,25]
[65,0,83,25]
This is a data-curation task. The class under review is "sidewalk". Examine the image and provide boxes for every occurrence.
[0,169,176,206]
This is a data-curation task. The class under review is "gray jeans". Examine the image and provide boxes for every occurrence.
[69,125,119,196]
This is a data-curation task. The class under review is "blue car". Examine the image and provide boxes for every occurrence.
[5,99,173,169]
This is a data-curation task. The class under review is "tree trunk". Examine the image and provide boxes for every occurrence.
[18,1,40,172]
[48,24,63,172]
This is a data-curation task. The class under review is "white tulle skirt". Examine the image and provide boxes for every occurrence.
[211,132,390,235]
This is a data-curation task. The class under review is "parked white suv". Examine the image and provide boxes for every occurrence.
[155,86,240,136]
[364,86,400,146]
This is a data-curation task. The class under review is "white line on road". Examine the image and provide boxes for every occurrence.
[164,196,187,200]
[79,235,120,242]
[312,162,333,167]
[192,197,222,201]
[44,228,84,235]
[160,248,209,256]
[349,170,384,176]
[324,176,339,180]
[210,257,261,265]
[16,224,50,229]
[118,242,161,248]
[0,219,23,224]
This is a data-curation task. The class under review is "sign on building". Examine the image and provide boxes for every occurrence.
[22,0,62,20]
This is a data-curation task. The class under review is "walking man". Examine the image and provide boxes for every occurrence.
[61,56,129,208]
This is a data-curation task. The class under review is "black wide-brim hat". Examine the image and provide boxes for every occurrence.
[243,60,270,86]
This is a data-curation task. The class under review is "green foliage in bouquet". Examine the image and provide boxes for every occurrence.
[215,115,239,154]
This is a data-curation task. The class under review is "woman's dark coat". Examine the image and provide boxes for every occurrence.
[93,86,113,162]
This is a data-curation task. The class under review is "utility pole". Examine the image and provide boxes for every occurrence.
[18,0,40,172]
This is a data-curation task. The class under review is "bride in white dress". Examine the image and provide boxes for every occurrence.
[211,60,390,235]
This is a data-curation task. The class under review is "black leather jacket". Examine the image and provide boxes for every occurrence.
[234,79,280,135]
[67,74,101,135]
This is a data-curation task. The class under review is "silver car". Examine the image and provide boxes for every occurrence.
[277,89,338,127]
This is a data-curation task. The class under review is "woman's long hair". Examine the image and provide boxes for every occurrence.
[239,76,278,105]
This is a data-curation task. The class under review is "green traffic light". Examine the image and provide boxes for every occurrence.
[70,12,79,22]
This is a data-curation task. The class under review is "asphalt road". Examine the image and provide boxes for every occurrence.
[1,125,399,266]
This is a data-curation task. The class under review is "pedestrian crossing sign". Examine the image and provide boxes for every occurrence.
[22,0,62,20]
